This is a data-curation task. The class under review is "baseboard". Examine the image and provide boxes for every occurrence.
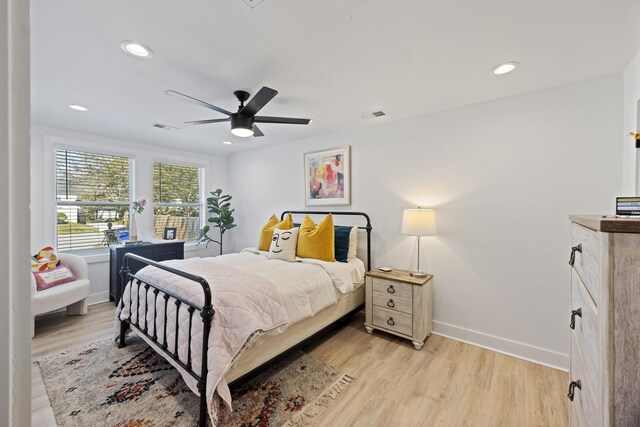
[87,292,110,306]
[432,320,568,372]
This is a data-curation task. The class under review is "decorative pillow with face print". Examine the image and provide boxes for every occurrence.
[268,227,299,262]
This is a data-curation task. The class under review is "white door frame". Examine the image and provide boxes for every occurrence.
[0,0,31,425]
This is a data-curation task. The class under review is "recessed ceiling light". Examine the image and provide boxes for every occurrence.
[68,104,89,111]
[222,141,233,145]
[120,40,154,58]
[492,62,519,75]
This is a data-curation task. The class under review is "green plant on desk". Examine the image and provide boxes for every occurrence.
[197,188,236,254]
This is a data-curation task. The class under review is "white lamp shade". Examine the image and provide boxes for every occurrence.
[401,208,437,236]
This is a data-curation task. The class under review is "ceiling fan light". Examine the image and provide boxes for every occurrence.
[231,125,254,137]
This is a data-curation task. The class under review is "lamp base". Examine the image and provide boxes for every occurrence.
[410,270,428,278]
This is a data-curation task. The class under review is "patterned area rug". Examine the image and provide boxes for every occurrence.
[38,336,353,426]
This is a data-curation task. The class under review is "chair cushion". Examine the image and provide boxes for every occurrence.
[31,246,60,272]
[33,264,77,291]
[32,279,90,316]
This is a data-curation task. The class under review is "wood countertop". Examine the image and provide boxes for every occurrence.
[365,268,433,285]
[570,214,640,233]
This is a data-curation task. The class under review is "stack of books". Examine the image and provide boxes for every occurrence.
[616,197,640,216]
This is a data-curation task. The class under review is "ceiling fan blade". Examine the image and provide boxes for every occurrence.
[254,116,311,125]
[184,118,231,125]
[239,86,278,116]
[165,90,232,116]
[252,124,264,137]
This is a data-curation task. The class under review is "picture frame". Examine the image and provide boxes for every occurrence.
[304,145,351,206]
[163,227,177,240]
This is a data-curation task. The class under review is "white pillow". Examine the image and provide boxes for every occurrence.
[269,227,299,262]
[348,226,358,258]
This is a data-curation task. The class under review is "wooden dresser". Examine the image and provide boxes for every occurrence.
[568,215,640,426]
[364,269,433,350]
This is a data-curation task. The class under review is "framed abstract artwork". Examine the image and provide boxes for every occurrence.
[304,146,351,206]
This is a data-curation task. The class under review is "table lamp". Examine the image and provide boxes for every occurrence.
[401,208,437,278]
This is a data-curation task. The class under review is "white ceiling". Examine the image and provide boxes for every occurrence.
[31,0,640,156]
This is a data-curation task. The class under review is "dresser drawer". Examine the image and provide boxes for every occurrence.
[570,335,599,427]
[372,306,412,336]
[571,223,600,305]
[372,292,412,314]
[372,278,413,300]
[571,270,600,396]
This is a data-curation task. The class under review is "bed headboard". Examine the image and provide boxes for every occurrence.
[280,211,372,271]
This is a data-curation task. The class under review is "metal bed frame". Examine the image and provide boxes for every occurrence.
[117,211,372,426]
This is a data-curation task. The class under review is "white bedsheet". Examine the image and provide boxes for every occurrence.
[227,249,365,324]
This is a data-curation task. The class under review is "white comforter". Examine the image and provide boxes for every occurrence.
[114,250,365,425]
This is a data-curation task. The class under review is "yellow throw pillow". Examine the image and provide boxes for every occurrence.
[258,213,294,251]
[297,214,336,262]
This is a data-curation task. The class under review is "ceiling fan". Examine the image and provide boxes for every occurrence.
[165,86,311,138]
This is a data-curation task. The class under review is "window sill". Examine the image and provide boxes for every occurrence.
[65,240,210,264]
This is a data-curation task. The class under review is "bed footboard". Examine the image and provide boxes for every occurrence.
[117,252,214,426]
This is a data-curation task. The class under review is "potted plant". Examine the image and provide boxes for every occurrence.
[197,189,236,254]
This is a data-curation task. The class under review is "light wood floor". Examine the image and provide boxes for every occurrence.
[32,303,568,426]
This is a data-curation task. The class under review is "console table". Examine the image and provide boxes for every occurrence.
[109,241,185,306]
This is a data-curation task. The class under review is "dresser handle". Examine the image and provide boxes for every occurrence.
[387,285,395,294]
[570,308,582,330]
[568,244,582,266]
[567,379,581,401]
[387,299,395,308]
[387,317,395,326]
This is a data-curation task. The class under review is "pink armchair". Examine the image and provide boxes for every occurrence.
[31,253,91,337]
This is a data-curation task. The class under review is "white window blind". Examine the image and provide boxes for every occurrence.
[56,149,131,251]
[153,162,202,240]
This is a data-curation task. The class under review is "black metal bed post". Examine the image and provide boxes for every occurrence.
[118,264,131,348]
[197,277,214,427]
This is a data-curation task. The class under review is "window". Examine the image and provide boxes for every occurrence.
[153,162,202,240]
[56,149,131,251]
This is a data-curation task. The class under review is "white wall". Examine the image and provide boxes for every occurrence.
[1,0,31,424]
[622,50,640,195]
[30,125,229,304]
[228,75,623,369]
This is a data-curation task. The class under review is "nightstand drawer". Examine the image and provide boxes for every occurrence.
[372,278,412,300]
[372,293,412,315]
[372,306,412,336]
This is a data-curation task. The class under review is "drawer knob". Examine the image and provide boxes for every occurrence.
[387,317,395,326]
[567,379,582,401]
[568,244,582,266]
[387,299,395,308]
[387,285,395,294]
[570,308,582,330]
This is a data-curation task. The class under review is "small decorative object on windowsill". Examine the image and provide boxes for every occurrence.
[197,189,237,254]
[401,208,437,278]
[128,198,146,242]
[163,227,177,240]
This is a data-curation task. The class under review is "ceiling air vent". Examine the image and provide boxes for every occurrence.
[153,122,180,131]
[359,110,387,120]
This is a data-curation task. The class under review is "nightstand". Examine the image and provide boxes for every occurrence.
[364,269,433,350]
